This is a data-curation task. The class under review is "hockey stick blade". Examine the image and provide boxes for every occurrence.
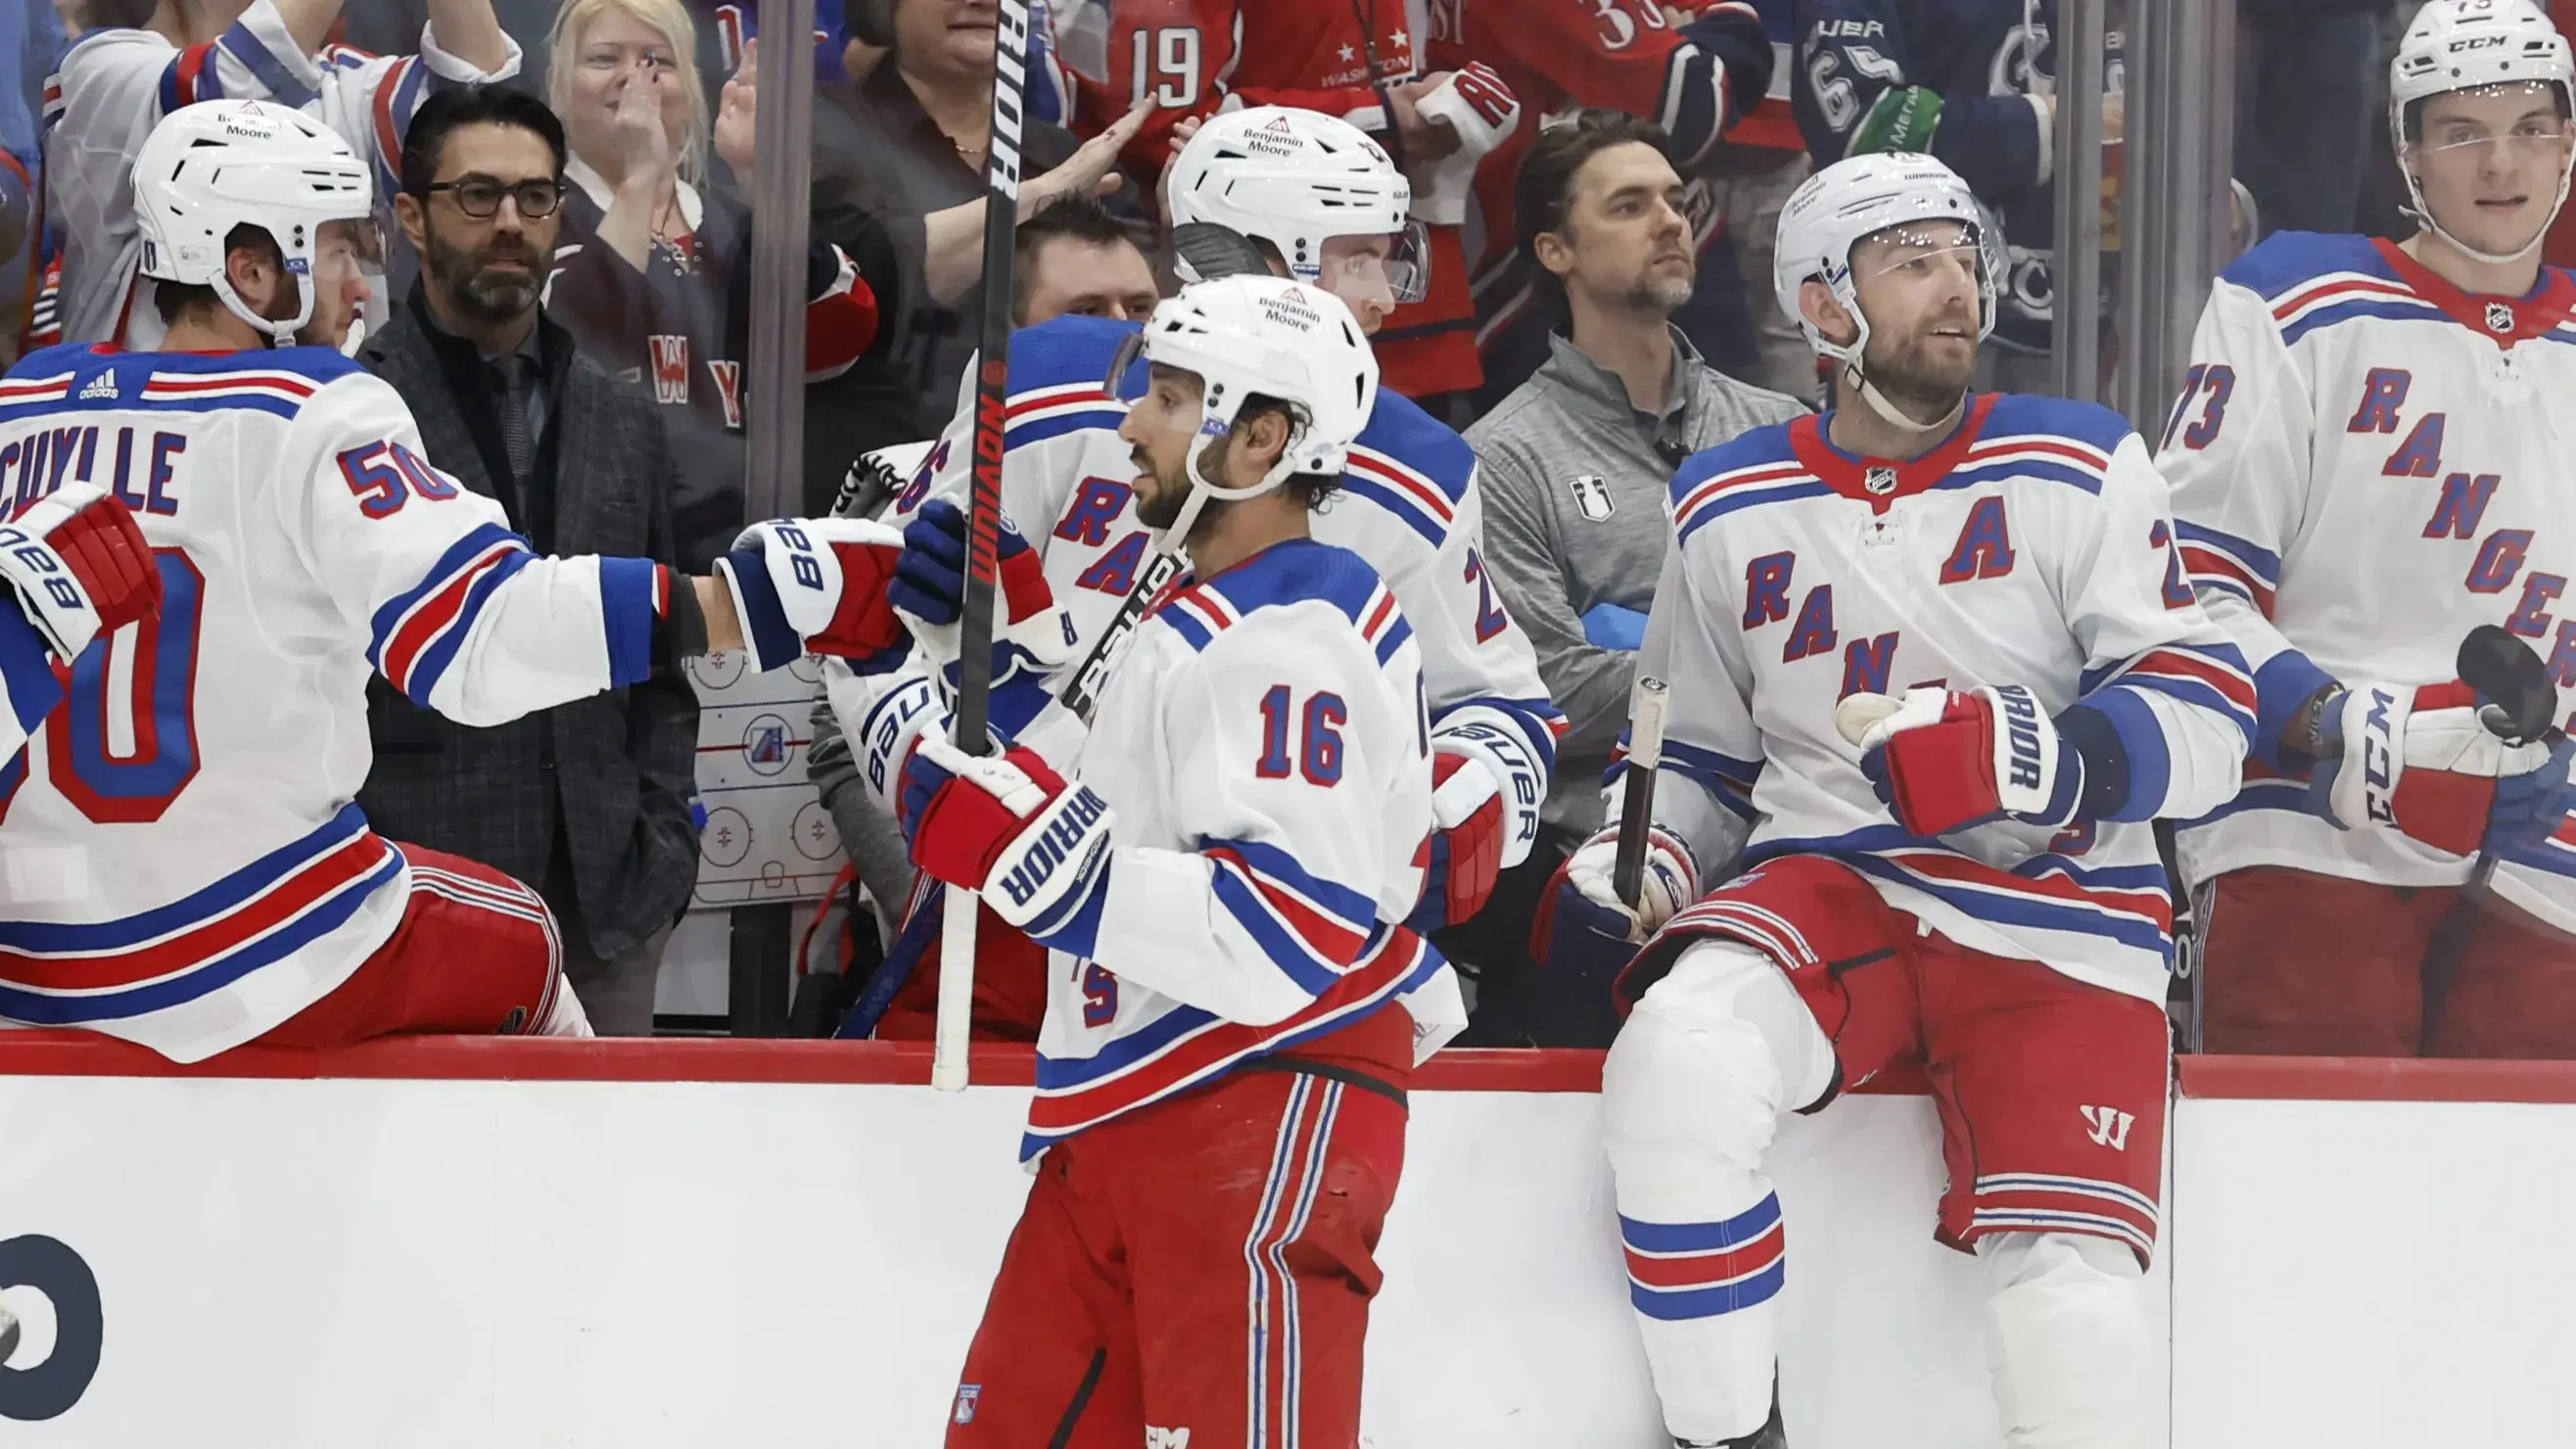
[1611,677,1670,914]
[2458,623,2556,744]
[933,0,1034,1096]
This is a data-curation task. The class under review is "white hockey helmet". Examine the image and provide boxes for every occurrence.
[1772,151,2002,366]
[1107,274,1380,544]
[2389,0,2576,264]
[1165,106,1429,306]
[132,100,374,343]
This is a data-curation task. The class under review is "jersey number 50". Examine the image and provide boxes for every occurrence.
[0,548,206,824]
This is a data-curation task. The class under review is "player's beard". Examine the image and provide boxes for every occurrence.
[420,218,546,328]
[1133,432,1228,537]
[1859,309,1978,420]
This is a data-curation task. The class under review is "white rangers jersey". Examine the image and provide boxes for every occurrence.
[2161,232,2576,930]
[1017,538,1454,1159]
[0,606,67,774]
[43,2,520,347]
[832,314,1565,860]
[1632,394,2255,1004]
[0,344,674,1061]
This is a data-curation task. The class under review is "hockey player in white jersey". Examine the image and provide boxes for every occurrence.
[830,105,1562,1041]
[0,101,902,1061]
[45,0,518,347]
[897,274,1456,1447]
[2161,0,2576,1059]
[1532,154,2255,1447]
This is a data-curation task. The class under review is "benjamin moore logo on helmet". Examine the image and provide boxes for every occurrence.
[1260,286,1327,332]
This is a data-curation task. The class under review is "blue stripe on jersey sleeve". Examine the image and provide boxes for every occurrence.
[2172,519,2281,586]
[1626,737,1760,820]
[2061,690,2171,822]
[399,550,534,705]
[1333,475,1446,546]
[1353,392,1475,507]
[0,600,64,744]
[597,556,660,689]
[1005,408,1128,450]
[2215,230,2393,303]
[1203,833,1378,932]
[218,19,317,107]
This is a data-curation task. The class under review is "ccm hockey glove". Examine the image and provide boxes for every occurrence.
[0,481,160,662]
[901,734,1114,953]
[2311,680,2561,856]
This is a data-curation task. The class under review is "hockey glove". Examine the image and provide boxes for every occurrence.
[1840,685,2080,836]
[0,482,160,662]
[890,497,1078,675]
[901,734,1114,952]
[2309,681,2558,856]
[717,516,909,673]
[1406,750,1508,932]
[2488,736,2576,854]
[1528,824,1698,1040]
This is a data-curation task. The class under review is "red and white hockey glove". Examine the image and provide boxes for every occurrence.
[0,482,161,662]
[1407,64,1522,225]
[1406,749,1507,932]
[1839,685,2081,837]
[716,516,908,673]
[900,734,1115,952]
[2311,680,2560,856]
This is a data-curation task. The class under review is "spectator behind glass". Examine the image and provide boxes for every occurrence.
[43,0,517,348]
[807,0,1146,444]
[1464,110,1806,1046]
[802,195,1165,1023]
[357,83,699,1036]
[542,5,893,567]
[1789,0,2124,384]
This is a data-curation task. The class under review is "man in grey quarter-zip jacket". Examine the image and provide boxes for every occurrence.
[1458,110,1809,1045]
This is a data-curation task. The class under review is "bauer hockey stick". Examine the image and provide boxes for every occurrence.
[1612,676,1671,920]
[932,0,1036,1094]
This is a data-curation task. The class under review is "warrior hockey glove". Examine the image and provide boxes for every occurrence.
[2311,680,2562,856]
[901,734,1114,953]
[889,498,1078,676]
[1528,824,1699,1043]
[0,482,161,662]
[717,516,909,673]
[1407,750,1508,933]
[1840,685,2083,836]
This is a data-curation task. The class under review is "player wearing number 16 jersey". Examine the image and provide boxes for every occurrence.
[903,274,1457,1449]
[0,101,901,1062]
[1534,154,2252,1447]
[830,106,1560,1042]
[2159,0,2576,1059]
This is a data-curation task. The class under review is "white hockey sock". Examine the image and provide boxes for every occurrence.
[1980,1231,2158,1449]
[1604,942,1833,1444]
[537,974,594,1038]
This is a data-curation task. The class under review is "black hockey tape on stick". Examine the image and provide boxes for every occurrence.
[1059,548,1185,723]
[1612,676,1670,917]
[933,0,1034,1095]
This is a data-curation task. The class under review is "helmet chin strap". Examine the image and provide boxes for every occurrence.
[1154,425,1298,565]
[1842,355,1967,440]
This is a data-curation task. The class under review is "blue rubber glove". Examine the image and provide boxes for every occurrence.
[1581,603,1649,651]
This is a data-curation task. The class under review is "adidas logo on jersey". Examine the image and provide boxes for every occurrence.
[76,372,117,400]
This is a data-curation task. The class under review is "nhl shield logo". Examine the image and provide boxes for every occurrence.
[2486,302,2515,334]
[952,1384,982,1425]
[1864,465,1899,496]
[1569,474,1616,521]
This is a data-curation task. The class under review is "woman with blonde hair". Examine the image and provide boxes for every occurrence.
[543,9,887,566]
